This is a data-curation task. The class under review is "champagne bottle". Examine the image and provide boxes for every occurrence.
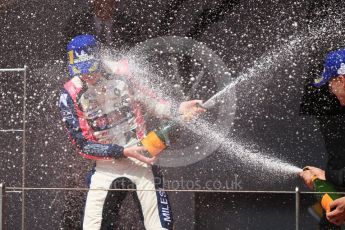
[311,175,342,212]
[141,120,176,157]
[141,102,207,157]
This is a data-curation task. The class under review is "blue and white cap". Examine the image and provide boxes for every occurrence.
[67,34,100,76]
[313,48,345,87]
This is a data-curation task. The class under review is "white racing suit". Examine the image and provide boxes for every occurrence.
[59,66,174,229]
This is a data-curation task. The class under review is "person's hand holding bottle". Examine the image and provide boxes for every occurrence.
[327,197,345,225]
[123,145,156,165]
[299,166,325,189]
[178,100,206,121]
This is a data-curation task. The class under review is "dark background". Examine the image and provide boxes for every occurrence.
[1,0,345,229]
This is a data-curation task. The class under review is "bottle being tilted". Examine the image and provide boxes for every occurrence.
[140,120,176,157]
[311,175,342,212]
[140,102,208,157]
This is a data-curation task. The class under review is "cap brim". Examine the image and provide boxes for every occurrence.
[312,72,332,88]
[312,78,329,87]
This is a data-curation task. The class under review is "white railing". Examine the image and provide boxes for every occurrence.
[0,67,27,230]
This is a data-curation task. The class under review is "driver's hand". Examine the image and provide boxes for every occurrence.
[299,166,325,189]
[123,146,157,165]
[327,197,345,225]
[299,169,314,189]
[178,100,206,121]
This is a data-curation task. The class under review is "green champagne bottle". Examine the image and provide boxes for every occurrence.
[141,120,176,157]
[311,175,342,212]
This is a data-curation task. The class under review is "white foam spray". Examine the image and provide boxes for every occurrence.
[203,20,341,108]
[187,119,302,176]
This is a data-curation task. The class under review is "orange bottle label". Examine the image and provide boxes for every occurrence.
[141,131,167,157]
[321,193,334,213]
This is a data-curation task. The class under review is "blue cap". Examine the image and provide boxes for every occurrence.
[67,35,100,76]
[313,48,345,87]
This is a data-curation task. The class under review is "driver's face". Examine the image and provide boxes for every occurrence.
[329,75,345,105]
